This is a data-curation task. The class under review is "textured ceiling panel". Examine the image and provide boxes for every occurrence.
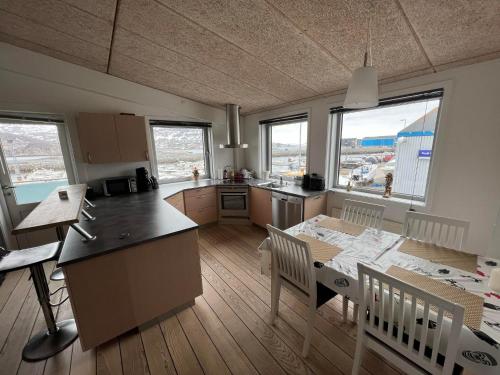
[399,0,500,66]
[1,0,500,114]
[59,0,117,22]
[110,52,262,113]
[112,27,284,111]
[160,0,351,92]
[269,0,431,79]
[0,32,107,72]
[116,0,317,102]
[0,0,114,48]
[0,9,109,70]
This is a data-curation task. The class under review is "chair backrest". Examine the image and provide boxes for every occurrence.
[266,225,315,295]
[340,199,385,230]
[357,263,465,375]
[402,211,469,250]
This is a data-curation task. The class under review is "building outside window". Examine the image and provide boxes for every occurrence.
[332,90,443,200]
[260,113,308,179]
[150,120,212,183]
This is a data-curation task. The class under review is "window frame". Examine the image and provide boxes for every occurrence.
[331,89,444,202]
[260,114,309,180]
[149,121,213,184]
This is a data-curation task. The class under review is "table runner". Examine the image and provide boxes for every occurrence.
[317,217,366,236]
[399,239,478,273]
[296,234,343,263]
[387,266,484,330]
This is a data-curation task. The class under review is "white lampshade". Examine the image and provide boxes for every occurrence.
[343,66,379,109]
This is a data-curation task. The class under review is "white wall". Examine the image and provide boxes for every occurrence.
[0,43,234,185]
[0,43,235,247]
[244,58,500,257]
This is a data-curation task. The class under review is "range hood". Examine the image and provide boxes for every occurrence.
[220,104,248,148]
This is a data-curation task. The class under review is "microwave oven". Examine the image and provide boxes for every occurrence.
[102,176,138,196]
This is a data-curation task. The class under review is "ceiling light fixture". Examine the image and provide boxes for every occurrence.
[343,14,379,109]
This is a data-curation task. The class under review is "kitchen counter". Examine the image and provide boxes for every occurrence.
[57,188,198,266]
[161,178,326,199]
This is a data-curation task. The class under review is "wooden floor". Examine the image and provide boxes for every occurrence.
[0,224,402,375]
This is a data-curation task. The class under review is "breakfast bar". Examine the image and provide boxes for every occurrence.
[58,189,201,350]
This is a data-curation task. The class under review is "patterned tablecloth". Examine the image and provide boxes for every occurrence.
[259,215,500,373]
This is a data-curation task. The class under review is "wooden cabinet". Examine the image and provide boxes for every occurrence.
[165,192,185,214]
[184,187,217,225]
[77,113,148,164]
[303,193,327,220]
[250,187,272,228]
[77,113,121,164]
[114,115,149,162]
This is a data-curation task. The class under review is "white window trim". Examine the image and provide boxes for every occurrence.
[148,121,213,184]
[260,116,310,181]
[328,80,454,209]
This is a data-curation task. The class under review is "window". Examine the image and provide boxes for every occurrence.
[332,89,443,200]
[0,114,73,204]
[260,113,308,179]
[150,120,212,183]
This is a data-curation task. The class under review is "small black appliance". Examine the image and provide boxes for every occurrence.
[136,167,153,192]
[309,173,325,191]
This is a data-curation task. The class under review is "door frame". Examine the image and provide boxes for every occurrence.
[0,112,78,249]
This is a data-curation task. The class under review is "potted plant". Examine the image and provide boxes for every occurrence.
[192,167,200,180]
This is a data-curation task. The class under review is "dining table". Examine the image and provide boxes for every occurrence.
[258,214,500,374]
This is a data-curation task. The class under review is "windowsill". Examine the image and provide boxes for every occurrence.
[329,187,426,207]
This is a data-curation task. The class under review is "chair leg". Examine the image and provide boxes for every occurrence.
[351,334,365,375]
[343,295,349,322]
[270,274,281,325]
[22,264,78,362]
[353,303,359,322]
[302,298,316,357]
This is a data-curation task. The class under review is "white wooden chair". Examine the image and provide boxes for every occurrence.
[352,263,465,375]
[341,199,386,230]
[267,224,317,357]
[340,199,386,321]
[402,211,470,250]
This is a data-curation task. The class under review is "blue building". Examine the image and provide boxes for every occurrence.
[360,136,395,148]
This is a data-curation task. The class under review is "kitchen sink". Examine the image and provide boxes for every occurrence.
[257,181,285,188]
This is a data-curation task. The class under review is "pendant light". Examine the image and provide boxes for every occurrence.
[343,15,379,109]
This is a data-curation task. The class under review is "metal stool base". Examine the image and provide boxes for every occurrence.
[50,268,65,281]
[22,319,78,362]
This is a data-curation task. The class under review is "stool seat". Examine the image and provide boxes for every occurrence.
[0,242,62,274]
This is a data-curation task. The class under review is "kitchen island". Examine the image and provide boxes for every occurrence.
[58,188,201,351]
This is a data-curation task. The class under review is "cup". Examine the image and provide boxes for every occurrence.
[489,268,500,293]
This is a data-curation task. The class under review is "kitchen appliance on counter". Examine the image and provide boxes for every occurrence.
[272,192,303,230]
[102,176,137,197]
[218,186,249,224]
[136,167,153,192]
[310,174,325,190]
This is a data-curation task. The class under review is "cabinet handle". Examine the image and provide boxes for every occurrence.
[87,152,92,163]
[145,150,149,160]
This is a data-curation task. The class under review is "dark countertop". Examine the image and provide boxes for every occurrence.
[161,178,326,199]
[57,189,198,266]
[58,179,326,266]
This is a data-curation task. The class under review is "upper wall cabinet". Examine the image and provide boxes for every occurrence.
[77,113,148,164]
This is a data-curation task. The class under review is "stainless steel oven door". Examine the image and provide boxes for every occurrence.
[219,191,249,217]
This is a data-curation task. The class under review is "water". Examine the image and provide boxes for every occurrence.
[13,180,69,205]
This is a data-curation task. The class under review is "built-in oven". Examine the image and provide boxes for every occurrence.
[218,186,249,222]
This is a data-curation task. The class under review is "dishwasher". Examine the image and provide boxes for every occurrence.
[271,192,303,230]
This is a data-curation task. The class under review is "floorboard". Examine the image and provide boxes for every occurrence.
[0,224,405,374]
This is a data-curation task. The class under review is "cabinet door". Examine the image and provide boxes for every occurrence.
[77,113,121,163]
[303,193,326,220]
[114,115,148,162]
[250,187,272,228]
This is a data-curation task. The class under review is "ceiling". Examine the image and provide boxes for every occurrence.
[1,0,499,114]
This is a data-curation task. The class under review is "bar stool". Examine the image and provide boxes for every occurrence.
[0,242,78,361]
[50,199,97,282]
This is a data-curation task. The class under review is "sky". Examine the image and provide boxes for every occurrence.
[341,99,441,139]
[269,99,441,145]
